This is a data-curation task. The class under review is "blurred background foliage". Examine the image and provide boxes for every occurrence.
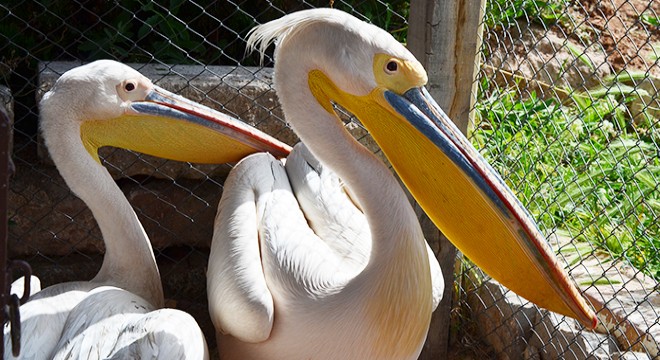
[0,0,409,70]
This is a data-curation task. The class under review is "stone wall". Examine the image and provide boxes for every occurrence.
[464,234,659,359]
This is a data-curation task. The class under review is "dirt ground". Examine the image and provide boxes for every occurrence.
[572,0,659,77]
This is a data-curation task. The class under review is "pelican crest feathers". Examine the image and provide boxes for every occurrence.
[247,8,385,65]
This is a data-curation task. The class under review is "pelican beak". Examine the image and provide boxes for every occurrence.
[308,70,597,329]
[81,85,291,164]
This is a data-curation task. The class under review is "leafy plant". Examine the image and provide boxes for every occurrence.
[641,13,660,28]
[76,0,210,64]
[333,0,409,43]
[472,78,660,280]
[484,0,567,29]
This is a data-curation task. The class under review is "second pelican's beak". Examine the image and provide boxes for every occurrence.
[81,86,291,164]
[308,70,597,329]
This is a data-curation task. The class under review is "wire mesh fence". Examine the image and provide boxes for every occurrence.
[461,0,659,359]
[1,0,405,357]
[1,0,658,359]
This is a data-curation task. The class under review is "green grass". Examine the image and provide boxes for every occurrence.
[484,0,566,28]
[471,79,660,280]
[334,0,409,43]
[641,13,660,28]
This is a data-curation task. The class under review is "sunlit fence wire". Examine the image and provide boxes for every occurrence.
[1,0,658,359]
[461,0,659,359]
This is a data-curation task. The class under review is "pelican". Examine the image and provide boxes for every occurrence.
[207,8,597,360]
[5,60,290,359]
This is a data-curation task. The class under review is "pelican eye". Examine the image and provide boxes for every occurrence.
[374,54,425,92]
[385,60,398,74]
[124,82,136,92]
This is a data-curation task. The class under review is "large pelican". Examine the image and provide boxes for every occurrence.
[207,8,597,360]
[6,60,290,359]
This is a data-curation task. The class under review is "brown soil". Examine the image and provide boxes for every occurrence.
[571,0,659,76]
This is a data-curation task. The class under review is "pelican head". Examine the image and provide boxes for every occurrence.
[40,60,290,168]
[248,8,597,329]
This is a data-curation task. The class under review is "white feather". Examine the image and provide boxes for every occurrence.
[51,287,208,360]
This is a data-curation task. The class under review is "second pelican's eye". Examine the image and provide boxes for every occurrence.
[386,61,398,73]
[124,82,136,92]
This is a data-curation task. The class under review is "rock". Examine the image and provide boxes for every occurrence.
[523,346,542,360]
[466,273,540,359]
[467,231,660,360]
[525,311,616,360]
[483,22,611,98]
[584,282,660,357]
[611,351,652,360]
[551,235,660,357]
[124,176,223,249]
[8,159,223,256]
[8,163,102,257]
[467,275,617,360]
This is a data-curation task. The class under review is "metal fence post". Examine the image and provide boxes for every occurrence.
[0,106,9,359]
[0,102,32,358]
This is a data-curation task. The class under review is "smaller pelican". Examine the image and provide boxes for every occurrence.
[207,9,597,360]
[6,60,290,359]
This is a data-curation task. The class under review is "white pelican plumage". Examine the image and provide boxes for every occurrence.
[10,275,40,299]
[207,8,597,360]
[5,60,290,359]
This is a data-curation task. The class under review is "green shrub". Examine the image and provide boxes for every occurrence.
[473,79,660,280]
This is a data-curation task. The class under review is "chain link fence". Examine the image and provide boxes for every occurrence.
[1,0,658,359]
[459,0,659,359]
[0,0,405,357]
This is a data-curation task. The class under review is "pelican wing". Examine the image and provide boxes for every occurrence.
[207,153,277,343]
[209,151,382,343]
[105,309,209,360]
[286,143,443,310]
[51,287,208,360]
[51,287,154,359]
[4,282,92,359]
[285,143,371,273]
